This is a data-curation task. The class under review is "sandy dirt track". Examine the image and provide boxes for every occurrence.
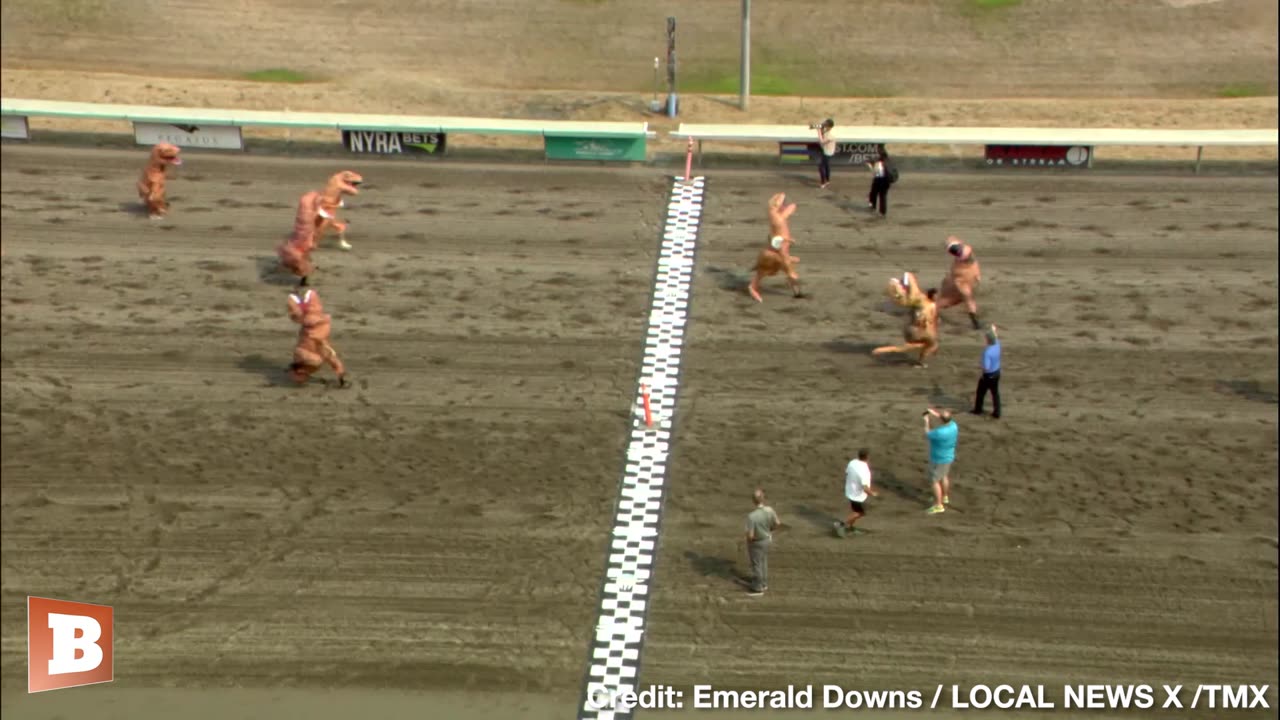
[1,145,665,713]
[2,145,1278,719]
[638,169,1279,718]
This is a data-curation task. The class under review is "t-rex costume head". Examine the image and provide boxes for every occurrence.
[150,143,182,167]
[324,171,363,198]
[946,236,973,261]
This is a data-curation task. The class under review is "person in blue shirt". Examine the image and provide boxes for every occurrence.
[923,407,958,514]
[972,324,1001,419]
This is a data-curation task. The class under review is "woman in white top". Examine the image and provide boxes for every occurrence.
[813,118,836,189]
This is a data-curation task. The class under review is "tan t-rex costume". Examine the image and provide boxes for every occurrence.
[873,271,940,366]
[938,236,983,329]
[748,192,803,302]
[286,289,348,387]
[316,171,364,250]
[137,143,182,219]
[276,191,327,287]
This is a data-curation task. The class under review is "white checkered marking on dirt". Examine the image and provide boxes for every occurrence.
[578,176,705,720]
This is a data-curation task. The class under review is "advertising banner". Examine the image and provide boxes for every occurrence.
[778,141,883,165]
[342,129,447,156]
[985,145,1092,167]
[133,122,243,150]
[544,136,646,162]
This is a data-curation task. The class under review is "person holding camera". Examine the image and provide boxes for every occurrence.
[922,407,958,515]
[811,119,836,189]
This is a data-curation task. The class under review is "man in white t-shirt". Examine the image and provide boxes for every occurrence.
[834,448,878,538]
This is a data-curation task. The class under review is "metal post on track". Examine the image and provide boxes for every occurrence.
[1195,146,1204,174]
[740,0,751,111]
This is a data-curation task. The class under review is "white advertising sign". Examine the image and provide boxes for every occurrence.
[133,122,243,150]
[2,115,30,140]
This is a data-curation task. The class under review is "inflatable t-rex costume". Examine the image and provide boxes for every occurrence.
[938,236,983,329]
[286,289,348,387]
[873,271,940,366]
[316,171,364,250]
[137,143,182,219]
[276,191,327,287]
[748,192,803,302]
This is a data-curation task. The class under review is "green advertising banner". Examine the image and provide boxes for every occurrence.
[544,135,646,162]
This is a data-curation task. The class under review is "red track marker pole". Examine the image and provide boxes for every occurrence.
[641,384,654,427]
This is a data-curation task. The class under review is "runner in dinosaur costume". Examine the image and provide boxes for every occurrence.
[276,191,328,287]
[286,289,348,387]
[137,143,182,219]
[873,271,940,366]
[316,171,364,251]
[748,192,804,302]
[938,236,983,329]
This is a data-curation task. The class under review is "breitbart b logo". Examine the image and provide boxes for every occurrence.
[28,596,114,693]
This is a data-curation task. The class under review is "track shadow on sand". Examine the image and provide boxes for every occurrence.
[793,504,841,532]
[237,353,292,387]
[867,467,928,504]
[822,339,918,366]
[684,550,750,586]
[117,201,151,218]
[705,265,752,293]
[1216,379,1279,404]
[255,256,300,286]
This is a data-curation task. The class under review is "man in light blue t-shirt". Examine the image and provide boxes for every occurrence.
[923,407,958,515]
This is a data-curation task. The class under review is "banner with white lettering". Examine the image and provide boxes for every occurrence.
[985,145,1092,168]
[341,130,447,157]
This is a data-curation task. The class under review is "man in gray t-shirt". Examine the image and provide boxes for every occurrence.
[744,488,782,596]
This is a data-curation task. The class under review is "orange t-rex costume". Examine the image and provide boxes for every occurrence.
[136,143,182,219]
[873,271,940,366]
[286,289,348,387]
[316,171,364,250]
[748,192,803,302]
[938,236,983,329]
[276,191,327,287]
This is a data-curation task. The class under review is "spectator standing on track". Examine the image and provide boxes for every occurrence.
[972,324,1002,420]
[834,449,878,538]
[744,488,781,596]
[923,407,958,515]
[867,145,894,217]
[812,118,836,189]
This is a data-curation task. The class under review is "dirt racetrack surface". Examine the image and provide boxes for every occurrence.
[640,170,1279,717]
[0,145,664,713]
[2,145,1278,719]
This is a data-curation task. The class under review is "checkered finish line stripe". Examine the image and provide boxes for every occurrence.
[576,176,706,720]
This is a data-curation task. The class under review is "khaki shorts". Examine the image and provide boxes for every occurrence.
[929,462,952,483]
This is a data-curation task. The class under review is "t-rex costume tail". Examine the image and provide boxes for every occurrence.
[136,143,182,219]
